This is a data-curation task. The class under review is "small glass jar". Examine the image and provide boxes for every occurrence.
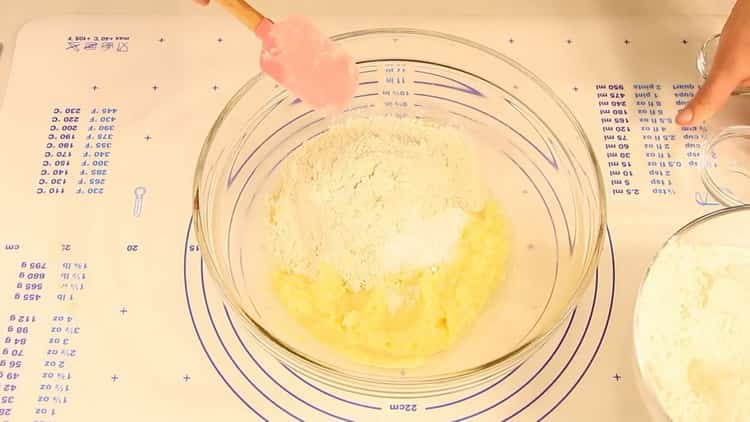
[699,34,750,206]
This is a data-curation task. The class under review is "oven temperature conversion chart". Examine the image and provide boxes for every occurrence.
[0,15,731,422]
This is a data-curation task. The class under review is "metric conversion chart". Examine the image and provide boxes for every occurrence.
[0,14,730,422]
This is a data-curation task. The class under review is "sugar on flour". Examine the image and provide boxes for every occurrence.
[267,116,486,292]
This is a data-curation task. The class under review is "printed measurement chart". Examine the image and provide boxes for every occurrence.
[36,106,117,196]
[0,15,730,421]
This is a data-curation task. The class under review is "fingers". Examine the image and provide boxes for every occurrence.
[676,65,740,126]
[194,0,210,5]
[676,0,750,126]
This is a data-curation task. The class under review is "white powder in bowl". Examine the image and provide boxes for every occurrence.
[267,116,485,292]
[382,206,468,274]
[635,239,750,422]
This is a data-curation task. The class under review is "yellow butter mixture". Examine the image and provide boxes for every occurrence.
[272,201,509,368]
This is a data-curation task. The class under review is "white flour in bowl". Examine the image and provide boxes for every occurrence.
[267,116,485,292]
[635,239,750,422]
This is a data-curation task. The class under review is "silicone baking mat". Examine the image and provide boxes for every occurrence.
[0,14,727,421]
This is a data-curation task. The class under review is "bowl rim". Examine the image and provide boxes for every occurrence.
[632,204,750,418]
[699,126,750,207]
[192,26,608,395]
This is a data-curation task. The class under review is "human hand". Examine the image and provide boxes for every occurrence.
[676,0,750,126]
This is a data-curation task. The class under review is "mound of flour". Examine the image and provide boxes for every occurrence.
[636,239,750,422]
[267,116,485,291]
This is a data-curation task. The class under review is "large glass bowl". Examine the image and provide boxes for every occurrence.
[193,28,607,398]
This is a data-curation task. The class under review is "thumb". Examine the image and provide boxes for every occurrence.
[676,67,739,126]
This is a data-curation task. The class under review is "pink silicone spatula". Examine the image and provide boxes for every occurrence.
[213,0,358,113]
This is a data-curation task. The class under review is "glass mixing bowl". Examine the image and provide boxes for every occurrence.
[193,28,607,398]
[633,205,750,421]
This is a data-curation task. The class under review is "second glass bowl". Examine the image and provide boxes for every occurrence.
[193,28,607,398]
[633,205,750,421]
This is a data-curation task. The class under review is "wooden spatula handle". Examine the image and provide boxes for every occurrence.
[214,0,266,31]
